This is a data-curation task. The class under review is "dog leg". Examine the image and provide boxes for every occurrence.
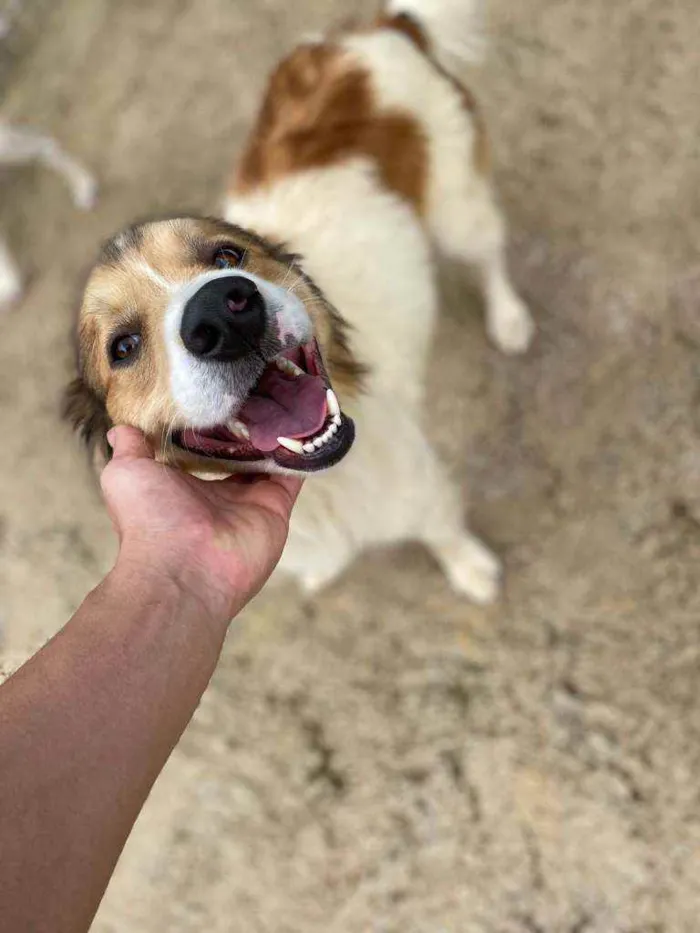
[425,527,502,604]
[453,195,534,355]
[417,443,502,603]
[278,524,354,596]
[430,172,534,355]
[0,236,22,309]
[0,124,97,210]
[297,556,353,596]
[481,246,535,356]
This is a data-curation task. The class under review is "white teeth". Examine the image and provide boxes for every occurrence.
[228,420,250,441]
[303,419,341,454]
[276,388,343,458]
[277,436,304,454]
[326,389,341,418]
[275,357,304,378]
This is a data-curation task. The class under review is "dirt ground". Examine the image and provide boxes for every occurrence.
[1,1,699,930]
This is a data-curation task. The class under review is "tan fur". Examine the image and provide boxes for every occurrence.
[74,217,362,460]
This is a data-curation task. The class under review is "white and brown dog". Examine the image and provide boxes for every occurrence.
[66,0,534,603]
[0,123,96,307]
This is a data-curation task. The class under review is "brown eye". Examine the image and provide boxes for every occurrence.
[213,247,242,270]
[110,333,141,364]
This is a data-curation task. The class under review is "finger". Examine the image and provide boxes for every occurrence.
[107,425,155,463]
[269,474,304,506]
[221,472,302,498]
[242,474,304,519]
[219,472,302,517]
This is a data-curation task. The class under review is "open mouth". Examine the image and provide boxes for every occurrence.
[173,340,355,472]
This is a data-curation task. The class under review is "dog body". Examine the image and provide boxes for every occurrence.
[69,2,533,604]
[0,122,96,307]
[222,10,533,599]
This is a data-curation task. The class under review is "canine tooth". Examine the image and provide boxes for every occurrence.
[332,414,342,427]
[276,357,303,377]
[326,389,341,418]
[229,420,250,440]
[277,436,304,454]
[303,442,316,454]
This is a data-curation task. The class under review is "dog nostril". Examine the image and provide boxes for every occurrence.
[226,293,248,314]
[189,323,220,355]
[225,280,258,314]
[226,283,257,314]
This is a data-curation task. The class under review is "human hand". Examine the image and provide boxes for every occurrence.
[101,426,302,626]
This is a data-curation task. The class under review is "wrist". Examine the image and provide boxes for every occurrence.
[105,548,233,636]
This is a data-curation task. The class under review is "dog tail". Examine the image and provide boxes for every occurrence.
[383,0,487,68]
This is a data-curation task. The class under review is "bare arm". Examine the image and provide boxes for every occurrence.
[0,427,301,933]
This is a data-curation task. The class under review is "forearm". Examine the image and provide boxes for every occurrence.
[0,560,228,933]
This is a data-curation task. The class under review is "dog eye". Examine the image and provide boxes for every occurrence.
[213,247,242,269]
[110,333,141,364]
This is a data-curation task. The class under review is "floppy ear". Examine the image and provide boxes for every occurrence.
[295,271,368,398]
[62,376,113,465]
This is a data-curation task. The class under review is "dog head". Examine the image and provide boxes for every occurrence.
[66,216,363,473]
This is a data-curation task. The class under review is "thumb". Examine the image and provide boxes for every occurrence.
[107,425,154,462]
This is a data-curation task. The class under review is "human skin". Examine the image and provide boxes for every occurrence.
[0,426,302,933]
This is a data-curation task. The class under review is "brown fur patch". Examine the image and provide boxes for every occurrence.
[235,44,428,213]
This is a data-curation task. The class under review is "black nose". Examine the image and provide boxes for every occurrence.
[180,276,266,361]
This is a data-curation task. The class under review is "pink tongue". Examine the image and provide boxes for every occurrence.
[239,368,328,452]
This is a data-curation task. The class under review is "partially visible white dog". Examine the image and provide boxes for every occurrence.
[0,122,96,307]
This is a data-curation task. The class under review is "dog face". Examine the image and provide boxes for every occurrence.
[66,217,362,473]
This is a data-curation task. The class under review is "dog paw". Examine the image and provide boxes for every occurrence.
[299,570,337,597]
[442,537,503,605]
[488,292,535,355]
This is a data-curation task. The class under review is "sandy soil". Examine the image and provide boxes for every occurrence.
[1,1,699,930]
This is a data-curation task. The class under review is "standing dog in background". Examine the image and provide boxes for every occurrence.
[0,123,96,308]
[67,0,534,604]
